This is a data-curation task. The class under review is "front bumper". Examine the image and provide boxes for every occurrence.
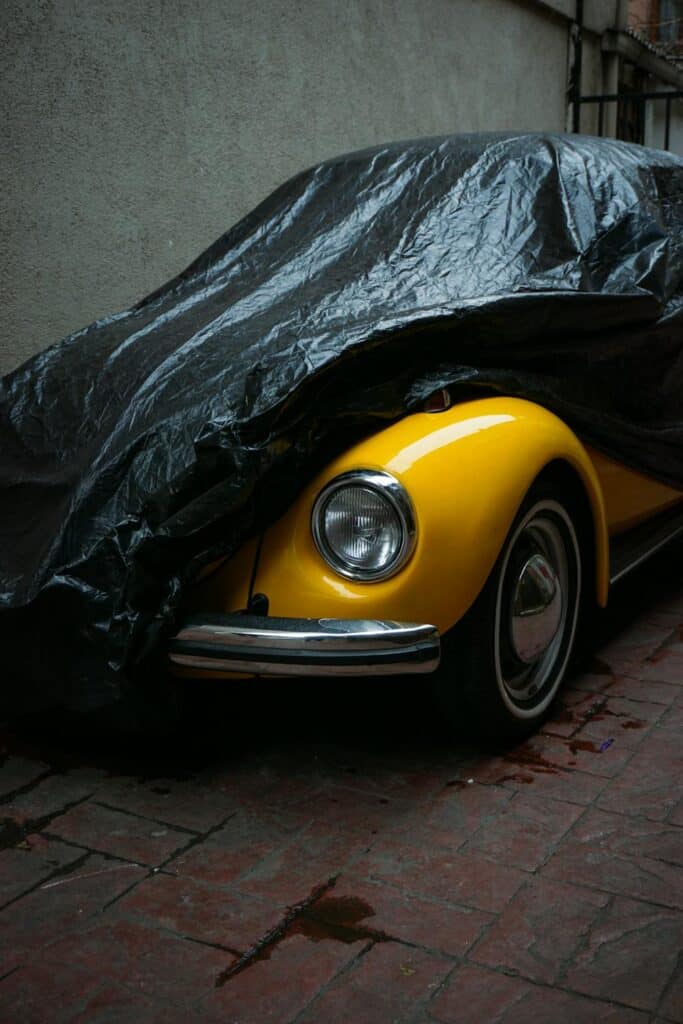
[168,613,440,676]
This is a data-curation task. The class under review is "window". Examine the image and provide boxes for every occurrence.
[617,63,647,144]
[654,0,682,45]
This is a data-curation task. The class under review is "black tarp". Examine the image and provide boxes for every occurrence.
[1,131,682,717]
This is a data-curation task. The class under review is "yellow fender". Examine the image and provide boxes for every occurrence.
[208,397,610,635]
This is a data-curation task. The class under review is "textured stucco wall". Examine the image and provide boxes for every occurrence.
[537,0,618,33]
[2,0,573,374]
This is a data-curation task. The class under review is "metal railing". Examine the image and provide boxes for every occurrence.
[578,90,683,150]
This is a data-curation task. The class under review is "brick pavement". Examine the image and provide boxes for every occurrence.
[0,546,681,1023]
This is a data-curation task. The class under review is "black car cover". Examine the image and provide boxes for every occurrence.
[1,131,682,717]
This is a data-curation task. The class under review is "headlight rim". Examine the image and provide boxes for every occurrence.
[311,469,417,582]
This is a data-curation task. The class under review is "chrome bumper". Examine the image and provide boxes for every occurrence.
[168,613,440,676]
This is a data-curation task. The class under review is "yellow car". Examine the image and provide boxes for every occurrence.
[2,134,681,732]
[169,391,683,738]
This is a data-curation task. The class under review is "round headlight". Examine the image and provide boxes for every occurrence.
[312,470,416,581]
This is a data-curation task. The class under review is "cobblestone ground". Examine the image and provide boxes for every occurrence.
[1,545,681,1023]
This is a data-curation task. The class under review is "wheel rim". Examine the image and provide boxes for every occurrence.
[494,501,580,718]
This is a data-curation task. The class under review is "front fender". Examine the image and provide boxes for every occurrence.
[250,397,609,633]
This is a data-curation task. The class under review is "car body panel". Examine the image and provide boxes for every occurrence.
[189,534,258,621]
[588,449,683,535]
[249,397,610,635]
[178,396,683,679]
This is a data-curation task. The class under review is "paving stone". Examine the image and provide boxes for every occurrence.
[542,807,683,907]
[0,960,107,1024]
[462,792,582,870]
[311,750,449,803]
[603,611,680,650]
[350,838,526,913]
[428,963,648,1023]
[202,932,366,1024]
[470,877,608,983]
[574,694,666,745]
[2,773,96,823]
[602,676,679,705]
[569,666,620,694]
[202,753,341,815]
[462,731,631,784]
[658,695,683,735]
[289,783,414,834]
[325,876,492,956]
[39,917,229,1007]
[97,775,244,833]
[245,768,328,812]
[147,1006,216,1024]
[670,798,683,828]
[542,689,613,739]
[388,781,513,849]
[49,801,191,866]
[0,576,679,1022]
[462,756,610,805]
[658,959,683,1023]
[0,831,85,906]
[509,732,634,777]
[0,756,49,799]
[563,897,683,1012]
[116,870,284,951]
[71,991,221,1024]
[295,939,453,1024]
[633,649,683,686]
[236,820,368,904]
[66,983,162,1024]
[597,730,682,821]
[593,641,657,677]
[0,853,147,972]
[168,808,300,886]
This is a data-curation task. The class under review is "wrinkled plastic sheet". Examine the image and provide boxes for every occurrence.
[1,132,681,716]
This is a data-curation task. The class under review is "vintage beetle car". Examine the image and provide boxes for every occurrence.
[4,133,679,731]
[169,392,683,738]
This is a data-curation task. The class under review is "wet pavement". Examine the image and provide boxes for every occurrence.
[0,545,681,1023]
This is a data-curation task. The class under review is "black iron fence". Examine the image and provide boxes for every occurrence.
[578,90,683,150]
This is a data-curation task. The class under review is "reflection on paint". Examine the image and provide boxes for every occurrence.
[387,413,515,474]
[319,574,365,598]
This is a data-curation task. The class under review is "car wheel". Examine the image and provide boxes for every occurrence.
[433,478,583,740]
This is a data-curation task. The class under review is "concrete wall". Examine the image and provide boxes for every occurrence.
[537,0,618,33]
[2,0,575,374]
[578,31,611,135]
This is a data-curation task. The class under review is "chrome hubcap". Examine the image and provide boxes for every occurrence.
[510,552,562,664]
[497,510,572,707]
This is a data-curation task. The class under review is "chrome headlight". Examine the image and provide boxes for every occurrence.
[311,470,416,581]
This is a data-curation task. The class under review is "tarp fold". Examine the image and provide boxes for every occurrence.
[1,132,681,715]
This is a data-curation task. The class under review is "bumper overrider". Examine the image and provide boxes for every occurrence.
[168,613,441,676]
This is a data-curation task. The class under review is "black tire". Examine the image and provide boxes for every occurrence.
[433,477,584,740]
